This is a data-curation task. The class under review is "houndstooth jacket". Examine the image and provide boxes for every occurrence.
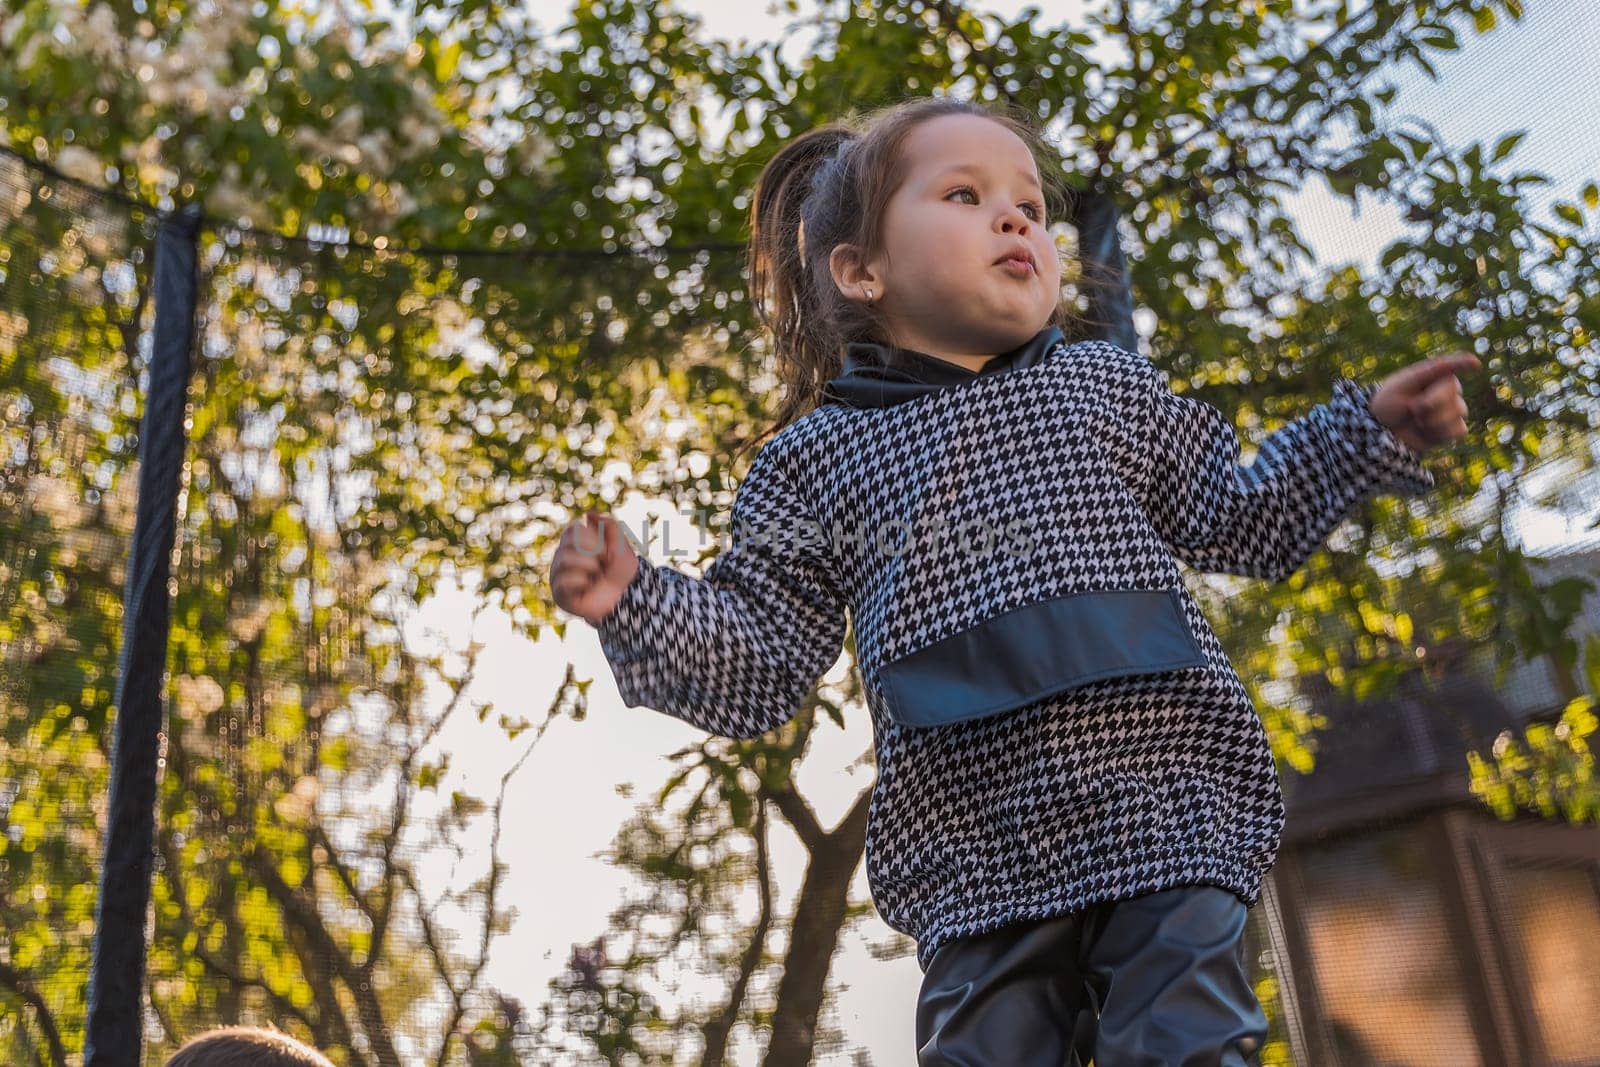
[594,327,1435,971]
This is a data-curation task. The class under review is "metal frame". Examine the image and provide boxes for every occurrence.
[1272,803,1600,1067]
[1469,815,1600,1067]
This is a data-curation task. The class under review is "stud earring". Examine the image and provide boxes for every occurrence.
[864,287,874,305]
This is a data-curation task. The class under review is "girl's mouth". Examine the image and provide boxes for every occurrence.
[997,257,1034,276]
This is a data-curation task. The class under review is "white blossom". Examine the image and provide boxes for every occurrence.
[146,76,176,108]
[410,76,447,124]
[1,12,26,49]
[196,2,249,54]
[292,126,360,166]
[175,674,226,719]
[273,775,321,823]
[329,103,364,142]
[227,596,274,643]
[47,0,83,36]
[16,31,51,69]
[515,128,556,173]
[357,131,394,172]
[365,181,417,221]
[397,113,442,158]
[55,144,105,184]
[129,134,177,190]
[67,264,104,305]
[207,165,274,228]
[0,311,27,358]
[27,474,91,529]
[78,4,121,62]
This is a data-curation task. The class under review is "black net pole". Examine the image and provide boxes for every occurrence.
[85,203,202,1066]
[1072,188,1139,352]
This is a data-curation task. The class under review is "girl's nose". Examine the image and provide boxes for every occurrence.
[997,207,1030,234]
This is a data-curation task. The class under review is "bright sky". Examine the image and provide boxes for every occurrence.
[406,3,1600,1064]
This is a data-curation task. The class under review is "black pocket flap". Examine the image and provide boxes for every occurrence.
[879,588,1206,728]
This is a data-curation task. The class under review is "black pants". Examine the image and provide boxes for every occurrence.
[915,886,1268,1066]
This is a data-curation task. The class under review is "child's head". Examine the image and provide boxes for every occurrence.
[165,1025,335,1067]
[747,96,1078,431]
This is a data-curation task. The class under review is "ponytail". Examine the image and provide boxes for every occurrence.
[740,123,870,463]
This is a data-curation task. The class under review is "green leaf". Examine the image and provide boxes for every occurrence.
[1491,130,1526,163]
[657,765,693,806]
[1418,26,1460,51]
[1327,168,1359,200]
[1401,133,1434,162]
[727,787,751,828]
[437,40,463,81]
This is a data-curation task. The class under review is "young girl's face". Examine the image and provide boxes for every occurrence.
[841,114,1062,364]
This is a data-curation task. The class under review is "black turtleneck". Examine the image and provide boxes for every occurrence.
[819,325,1066,409]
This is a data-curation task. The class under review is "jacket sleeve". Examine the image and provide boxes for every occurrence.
[593,444,848,739]
[1132,362,1436,581]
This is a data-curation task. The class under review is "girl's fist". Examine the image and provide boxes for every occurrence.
[1368,352,1482,454]
[550,509,640,627]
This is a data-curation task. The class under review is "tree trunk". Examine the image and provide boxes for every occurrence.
[764,784,873,1067]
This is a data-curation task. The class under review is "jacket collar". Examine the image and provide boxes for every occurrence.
[820,325,1066,409]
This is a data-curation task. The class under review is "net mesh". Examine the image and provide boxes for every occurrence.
[0,149,156,1063]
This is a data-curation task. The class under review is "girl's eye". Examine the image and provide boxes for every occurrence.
[948,186,1045,221]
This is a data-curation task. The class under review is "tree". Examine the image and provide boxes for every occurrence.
[0,3,589,1061]
[522,1,1598,1062]
[3,0,1596,1063]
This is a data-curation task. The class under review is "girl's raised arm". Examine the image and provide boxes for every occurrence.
[590,445,848,739]
[1131,362,1435,582]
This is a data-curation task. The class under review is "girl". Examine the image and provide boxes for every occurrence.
[549,96,1476,1065]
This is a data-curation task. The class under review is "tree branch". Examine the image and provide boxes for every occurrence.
[702,793,775,1067]
[0,962,67,1067]
[767,779,824,852]
[765,782,874,1066]
[250,845,402,1067]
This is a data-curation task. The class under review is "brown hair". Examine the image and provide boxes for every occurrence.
[165,1026,335,1067]
[741,95,1103,461]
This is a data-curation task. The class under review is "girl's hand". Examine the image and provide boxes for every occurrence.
[550,509,640,627]
[1368,351,1482,454]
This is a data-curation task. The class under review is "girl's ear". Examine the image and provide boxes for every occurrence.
[828,242,882,307]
